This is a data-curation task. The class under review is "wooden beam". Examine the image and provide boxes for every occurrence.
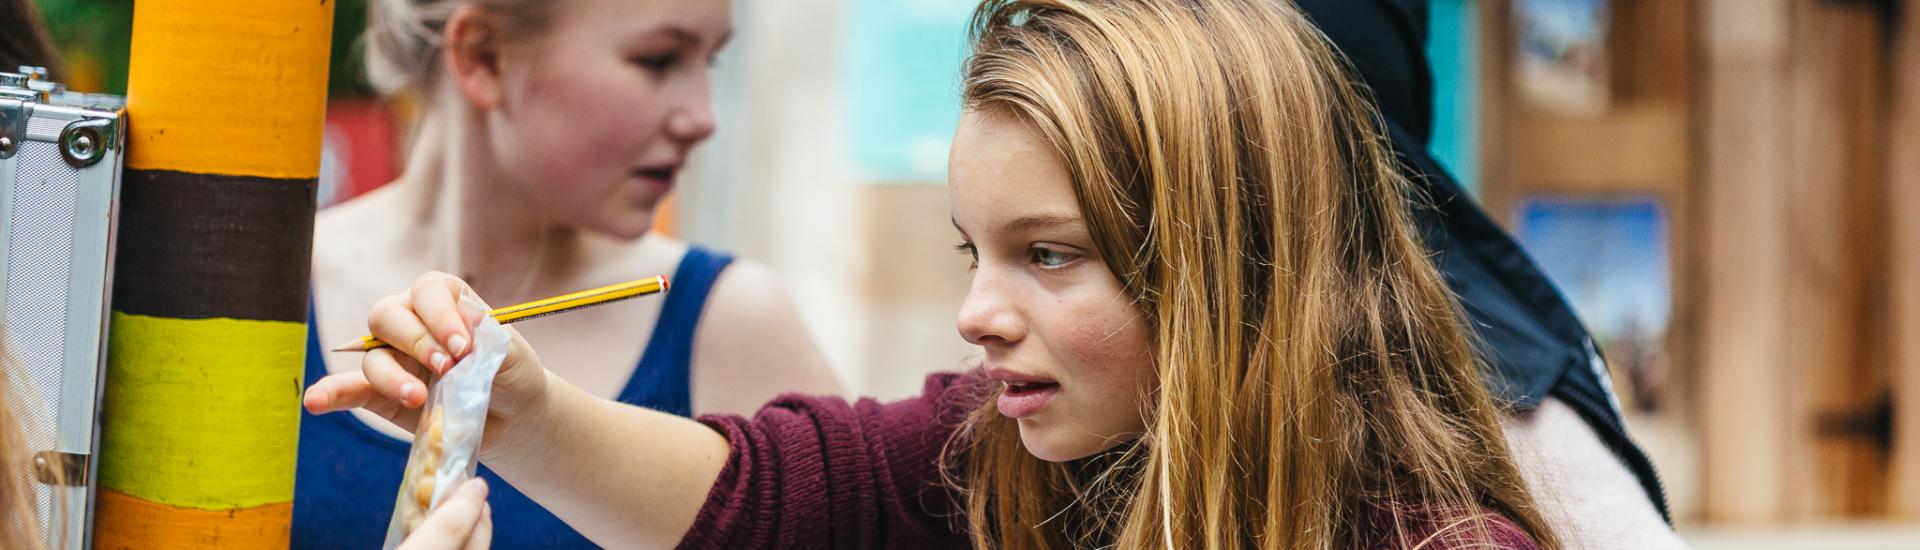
[1506,101,1691,194]
[1888,0,1920,520]
[1698,0,1795,524]
[1783,0,1890,519]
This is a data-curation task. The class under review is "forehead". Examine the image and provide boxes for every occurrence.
[548,0,732,41]
[948,110,1081,230]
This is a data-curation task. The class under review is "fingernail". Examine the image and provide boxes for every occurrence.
[458,290,489,327]
[399,383,420,405]
[431,352,450,373]
[449,335,469,357]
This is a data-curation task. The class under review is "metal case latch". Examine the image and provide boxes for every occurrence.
[32,451,89,486]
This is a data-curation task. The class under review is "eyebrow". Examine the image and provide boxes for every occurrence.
[652,25,733,52]
[951,212,1085,238]
[1003,213,1085,234]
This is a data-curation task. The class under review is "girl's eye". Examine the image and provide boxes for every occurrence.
[1030,246,1077,268]
[954,242,979,268]
[631,53,679,72]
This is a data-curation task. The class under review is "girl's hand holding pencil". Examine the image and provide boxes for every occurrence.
[301,272,668,460]
[330,276,669,353]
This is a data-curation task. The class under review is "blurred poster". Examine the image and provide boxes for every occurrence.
[1515,196,1668,414]
[843,0,976,183]
[1514,0,1610,115]
[317,100,405,208]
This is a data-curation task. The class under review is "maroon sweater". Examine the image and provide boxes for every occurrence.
[679,372,1539,550]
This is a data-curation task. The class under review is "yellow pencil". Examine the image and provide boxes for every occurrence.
[330,275,671,352]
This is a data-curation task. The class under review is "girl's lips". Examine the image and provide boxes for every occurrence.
[997,380,1061,419]
[633,169,677,193]
[985,367,1056,385]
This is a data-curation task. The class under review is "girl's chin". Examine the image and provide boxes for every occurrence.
[1016,424,1103,463]
[572,212,657,241]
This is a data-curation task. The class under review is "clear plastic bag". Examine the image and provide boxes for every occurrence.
[382,294,508,549]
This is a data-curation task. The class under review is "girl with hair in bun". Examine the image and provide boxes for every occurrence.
[296,0,843,546]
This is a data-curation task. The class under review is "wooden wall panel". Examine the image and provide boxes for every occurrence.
[1698,0,1795,524]
[1783,0,1889,519]
[1889,0,1920,521]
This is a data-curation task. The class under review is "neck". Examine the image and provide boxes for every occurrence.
[391,97,585,304]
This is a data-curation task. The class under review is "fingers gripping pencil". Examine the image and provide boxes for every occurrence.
[332,275,670,353]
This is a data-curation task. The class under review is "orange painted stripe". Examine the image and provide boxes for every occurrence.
[93,489,291,549]
[124,0,334,178]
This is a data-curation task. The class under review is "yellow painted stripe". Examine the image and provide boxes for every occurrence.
[124,0,334,178]
[94,489,292,549]
[100,313,305,510]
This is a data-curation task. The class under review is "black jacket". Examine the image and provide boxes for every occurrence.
[1295,0,1671,521]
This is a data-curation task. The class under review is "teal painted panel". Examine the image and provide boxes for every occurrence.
[1427,0,1480,195]
[842,0,977,183]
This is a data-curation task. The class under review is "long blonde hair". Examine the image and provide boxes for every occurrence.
[2,343,49,550]
[948,1,1558,548]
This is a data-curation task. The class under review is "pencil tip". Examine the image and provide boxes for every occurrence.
[329,343,361,353]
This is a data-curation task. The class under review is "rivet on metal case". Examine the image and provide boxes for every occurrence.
[62,118,116,168]
[0,102,20,160]
[0,108,20,159]
[0,71,25,159]
[32,451,89,486]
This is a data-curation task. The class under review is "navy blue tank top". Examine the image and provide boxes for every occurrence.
[292,246,734,548]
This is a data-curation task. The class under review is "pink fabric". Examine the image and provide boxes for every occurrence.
[1362,507,1541,550]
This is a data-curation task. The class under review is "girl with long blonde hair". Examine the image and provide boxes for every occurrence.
[308,0,1558,547]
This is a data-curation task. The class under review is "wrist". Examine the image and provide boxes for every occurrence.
[480,369,571,467]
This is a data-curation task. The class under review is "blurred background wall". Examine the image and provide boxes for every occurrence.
[35,0,1920,546]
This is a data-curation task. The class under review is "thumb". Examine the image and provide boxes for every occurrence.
[397,478,489,550]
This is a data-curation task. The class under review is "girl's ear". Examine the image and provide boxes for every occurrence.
[441,6,506,109]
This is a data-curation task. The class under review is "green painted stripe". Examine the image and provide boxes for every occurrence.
[99,312,305,510]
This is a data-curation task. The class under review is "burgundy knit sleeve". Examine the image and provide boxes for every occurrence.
[1363,508,1542,550]
[676,372,983,550]
[1431,514,1538,550]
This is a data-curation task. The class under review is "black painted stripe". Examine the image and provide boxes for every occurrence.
[111,169,316,323]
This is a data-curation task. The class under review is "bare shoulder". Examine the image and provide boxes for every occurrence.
[697,259,816,349]
[313,185,411,276]
[704,260,791,315]
[689,257,846,413]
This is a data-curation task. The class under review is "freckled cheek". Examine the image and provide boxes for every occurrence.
[1051,306,1155,398]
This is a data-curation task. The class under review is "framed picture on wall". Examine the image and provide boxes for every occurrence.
[1514,195,1668,414]
[1514,0,1611,115]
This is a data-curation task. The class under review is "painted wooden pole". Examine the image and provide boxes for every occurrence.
[92,1,333,547]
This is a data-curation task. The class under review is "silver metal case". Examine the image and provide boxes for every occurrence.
[0,67,125,549]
